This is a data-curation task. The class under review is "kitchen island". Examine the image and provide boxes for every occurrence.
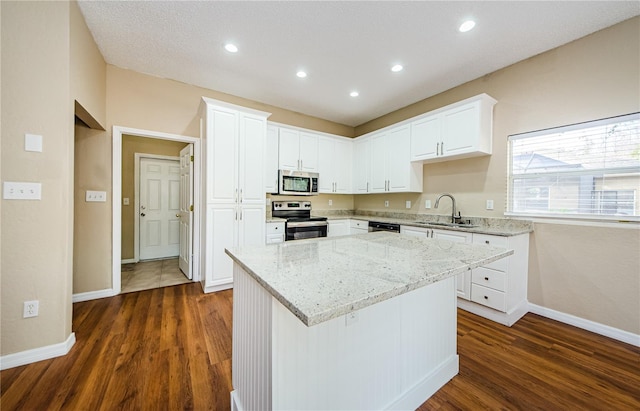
[225,232,512,410]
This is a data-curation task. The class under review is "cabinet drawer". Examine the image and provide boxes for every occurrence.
[471,284,506,312]
[473,234,508,272]
[266,234,284,244]
[472,267,506,292]
[266,222,285,235]
[350,219,368,230]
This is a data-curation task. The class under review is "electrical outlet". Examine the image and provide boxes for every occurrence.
[123,197,130,206]
[328,199,333,206]
[406,200,411,209]
[425,200,431,209]
[23,300,39,318]
[486,200,494,210]
[384,200,389,208]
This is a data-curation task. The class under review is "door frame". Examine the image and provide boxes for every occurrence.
[112,126,201,295]
[134,153,181,263]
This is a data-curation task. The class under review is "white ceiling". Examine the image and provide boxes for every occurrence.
[77,1,639,127]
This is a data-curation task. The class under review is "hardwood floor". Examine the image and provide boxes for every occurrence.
[2,282,639,410]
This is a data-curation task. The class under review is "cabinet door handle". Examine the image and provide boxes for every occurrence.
[240,189,243,203]
[484,296,489,300]
[235,188,238,203]
[440,141,444,155]
[436,142,440,156]
[240,210,243,220]
[484,277,489,281]
[367,182,369,192]
[235,211,238,220]
[485,240,490,244]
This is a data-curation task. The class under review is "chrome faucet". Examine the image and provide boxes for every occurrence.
[434,193,460,224]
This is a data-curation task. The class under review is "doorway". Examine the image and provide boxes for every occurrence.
[112,126,201,295]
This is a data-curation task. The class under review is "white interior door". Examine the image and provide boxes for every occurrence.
[179,145,193,279]
[139,157,180,260]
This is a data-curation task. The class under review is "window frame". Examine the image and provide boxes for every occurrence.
[506,113,640,223]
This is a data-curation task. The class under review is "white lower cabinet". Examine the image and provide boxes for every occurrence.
[349,219,368,234]
[400,226,472,299]
[266,221,285,244]
[208,205,265,290]
[460,233,530,326]
[432,229,473,300]
[327,219,350,237]
[401,225,530,325]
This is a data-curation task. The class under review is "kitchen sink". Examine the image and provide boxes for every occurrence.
[418,221,478,228]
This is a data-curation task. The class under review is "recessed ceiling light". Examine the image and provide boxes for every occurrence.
[224,43,238,53]
[296,71,307,78]
[391,64,403,72]
[459,20,476,33]
[350,91,359,97]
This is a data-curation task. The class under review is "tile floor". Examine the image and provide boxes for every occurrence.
[121,257,191,294]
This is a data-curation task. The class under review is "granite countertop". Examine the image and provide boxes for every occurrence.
[225,232,513,327]
[313,211,533,236]
[266,217,287,223]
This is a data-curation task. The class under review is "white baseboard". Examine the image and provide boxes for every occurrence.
[72,288,117,303]
[121,258,137,264]
[203,280,233,294]
[0,332,76,370]
[386,355,459,410]
[528,303,640,347]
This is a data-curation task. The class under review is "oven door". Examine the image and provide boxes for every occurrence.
[286,222,328,241]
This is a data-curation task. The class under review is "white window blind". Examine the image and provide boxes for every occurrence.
[507,113,640,220]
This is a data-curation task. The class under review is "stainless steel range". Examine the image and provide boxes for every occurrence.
[272,201,328,241]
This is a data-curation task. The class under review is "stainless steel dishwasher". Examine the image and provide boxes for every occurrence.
[368,221,401,233]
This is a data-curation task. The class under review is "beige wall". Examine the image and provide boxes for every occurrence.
[355,17,640,334]
[267,193,355,213]
[107,65,354,138]
[70,0,106,129]
[121,136,188,260]
[71,0,109,296]
[1,1,74,355]
[74,122,111,294]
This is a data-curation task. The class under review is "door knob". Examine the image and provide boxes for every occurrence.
[176,213,180,218]
[141,213,146,217]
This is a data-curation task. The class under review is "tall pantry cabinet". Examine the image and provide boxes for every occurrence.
[200,98,271,293]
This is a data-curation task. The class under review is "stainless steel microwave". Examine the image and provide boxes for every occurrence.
[278,170,319,196]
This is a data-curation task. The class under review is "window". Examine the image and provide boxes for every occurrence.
[507,113,640,220]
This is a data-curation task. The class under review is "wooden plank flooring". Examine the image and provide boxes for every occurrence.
[2,282,639,410]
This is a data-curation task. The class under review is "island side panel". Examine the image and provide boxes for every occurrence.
[272,276,459,410]
[231,263,272,411]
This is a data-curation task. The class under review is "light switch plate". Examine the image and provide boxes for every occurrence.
[3,182,42,200]
[123,197,130,205]
[384,200,389,208]
[25,133,43,152]
[86,190,107,202]
[425,200,431,209]
[406,200,411,209]
[486,200,494,210]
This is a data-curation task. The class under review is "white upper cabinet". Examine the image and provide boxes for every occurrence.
[352,136,371,194]
[410,93,497,163]
[278,128,319,172]
[410,115,440,159]
[265,125,279,193]
[368,125,422,193]
[317,135,352,193]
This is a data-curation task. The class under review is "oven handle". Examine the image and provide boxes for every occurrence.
[286,221,329,228]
